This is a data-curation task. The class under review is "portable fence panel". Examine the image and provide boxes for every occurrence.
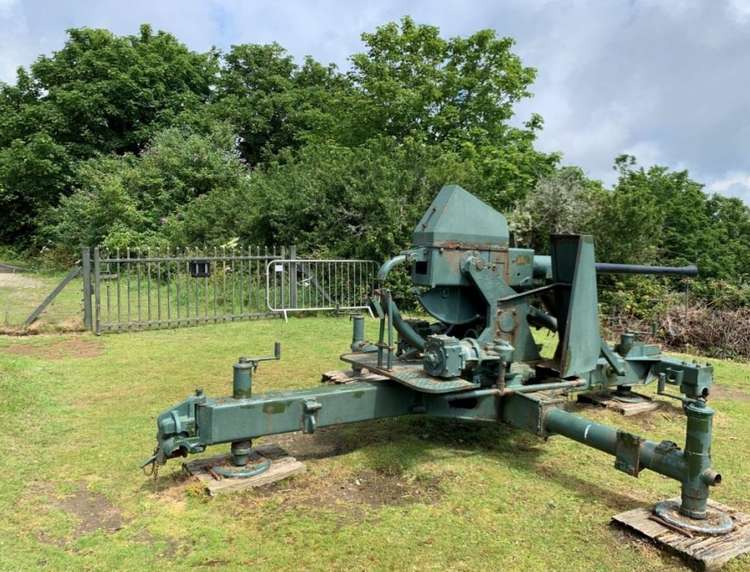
[266,259,376,315]
[94,247,284,333]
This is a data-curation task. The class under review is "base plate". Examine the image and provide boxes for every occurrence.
[340,352,479,394]
[613,498,750,571]
[183,444,305,496]
[654,500,734,536]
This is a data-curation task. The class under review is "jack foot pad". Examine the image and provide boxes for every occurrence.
[654,500,734,536]
[183,444,306,495]
[613,498,750,570]
[213,458,271,479]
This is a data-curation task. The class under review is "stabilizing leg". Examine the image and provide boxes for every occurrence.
[214,345,281,479]
[653,401,733,534]
[542,399,732,535]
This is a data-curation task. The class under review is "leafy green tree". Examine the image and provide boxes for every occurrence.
[0,133,71,240]
[25,24,217,156]
[48,124,250,253]
[0,24,217,244]
[214,44,349,165]
[349,17,535,145]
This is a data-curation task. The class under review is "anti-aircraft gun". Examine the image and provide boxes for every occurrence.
[143,185,731,536]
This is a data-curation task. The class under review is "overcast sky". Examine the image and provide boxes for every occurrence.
[1,0,749,200]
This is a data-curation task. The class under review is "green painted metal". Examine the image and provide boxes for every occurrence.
[145,184,729,534]
[340,352,479,393]
[551,235,601,378]
[412,184,509,249]
[82,247,93,331]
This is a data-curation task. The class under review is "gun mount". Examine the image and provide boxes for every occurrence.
[144,185,730,536]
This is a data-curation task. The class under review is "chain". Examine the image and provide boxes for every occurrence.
[141,446,160,481]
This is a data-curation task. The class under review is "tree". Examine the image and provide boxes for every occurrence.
[47,124,250,253]
[349,17,536,146]
[509,167,605,251]
[0,24,217,244]
[214,45,350,166]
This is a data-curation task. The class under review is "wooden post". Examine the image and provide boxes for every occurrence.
[81,246,93,331]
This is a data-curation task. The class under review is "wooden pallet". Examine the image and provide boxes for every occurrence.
[613,498,750,571]
[578,391,659,416]
[183,444,305,496]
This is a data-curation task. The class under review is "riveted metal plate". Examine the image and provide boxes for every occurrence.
[615,430,643,476]
[340,352,479,394]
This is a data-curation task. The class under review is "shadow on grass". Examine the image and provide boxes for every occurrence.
[143,414,655,512]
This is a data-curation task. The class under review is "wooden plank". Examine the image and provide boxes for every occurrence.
[321,369,389,384]
[0,262,27,273]
[613,498,750,571]
[578,391,659,416]
[183,444,306,496]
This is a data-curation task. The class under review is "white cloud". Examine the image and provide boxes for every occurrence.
[727,0,750,22]
[0,0,749,202]
[706,172,750,202]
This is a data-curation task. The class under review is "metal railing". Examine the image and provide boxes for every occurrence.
[91,246,290,333]
[266,259,376,319]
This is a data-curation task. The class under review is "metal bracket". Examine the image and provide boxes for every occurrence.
[600,340,627,377]
[615,430,643,476]
[303,399,322,434]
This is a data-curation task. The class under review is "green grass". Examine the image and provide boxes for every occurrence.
[0,270,83,330]
[0,317,749,571]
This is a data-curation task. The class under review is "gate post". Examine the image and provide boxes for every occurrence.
[93,247,101,335]
[289,245,298,309]
[81,246,93,331]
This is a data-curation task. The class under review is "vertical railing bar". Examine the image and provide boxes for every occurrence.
[126,248,131,325]
[267,246,273,311]
[115,248,121,324]
[280,246,286,311]
[213,246,218,321]
[194,247,199,318]
[105,250,111,325]
[185,248,190,321]
[238,247,244,319]
[93,247,101,335]
[203,245,209,321]
[230,247,236,319]
[254,245,260,313]
[175,247,181,323]
[249,245,254,314]
[146,247,151,325]
[137,250,142,325]
[166,247,172,325]
[155,248,161,324]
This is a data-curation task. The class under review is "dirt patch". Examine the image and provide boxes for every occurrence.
[34,484,125,547]
[710,384,750,402]
[0,273,43,289]
[266,428,361,461]
[243,467,444,525]
[4,336,103,360]
[57,488,124,537]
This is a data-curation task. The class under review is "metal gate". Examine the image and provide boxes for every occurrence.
[266,259,376,319]
[84,248,377,332]
[88,246,289,333]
